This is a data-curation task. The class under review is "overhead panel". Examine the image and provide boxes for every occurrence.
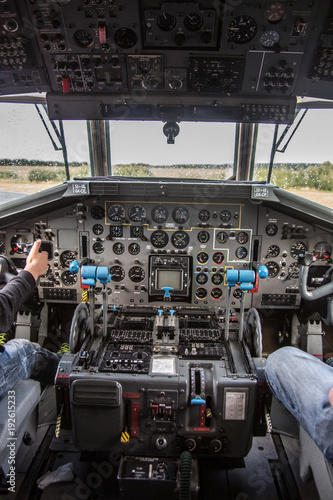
[0,1,332,120]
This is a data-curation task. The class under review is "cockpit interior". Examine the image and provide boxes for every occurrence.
[0,0,333,498]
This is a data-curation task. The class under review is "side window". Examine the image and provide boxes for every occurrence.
[0,101,90,205]
[253,109,333,209]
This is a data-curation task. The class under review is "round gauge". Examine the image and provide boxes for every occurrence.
[197,251,209,264]
[260,30,280,48]
[151,206,169,223]
[151,230,169,248]
[195,287,207,299]
[288,262,301,279]
[313,241,332,261]
[171,231,190,249]
[128,205,146,222]
[290,242,307,260]
[107,204,125,222]
[60,250,77,267]
[173,206,190,224]
[216,231,228,244]
[138,61,152,74]
[128,242,140,255]
[114,27,137,49]
[110,225,123,237]
[211,273,223,285]
[211,288,222,300]
[113,242,125,255]
[266,244,280,258]
[233,289,242,299]
[266,261,280,278]
[91,205,105,220]
[213,251,224,264]
[220,210,231,223]
[131,226,144,238]
[92,224,104,235]
[11,234,28,254]
[227,15,258,44]
[128,266,145,282]
[198,230,210,244]
[61,270,78,286]
[236,231,248,244]
[266,223,278,236]
[184,12,204,32]
[236,247,248,259]
[110,265,125,282]
[198,209,210,222]
[157,12,177,31]
[266,3,286,22]
[196,272,208,285]
[93,242,104,254]
[73,30,94,48]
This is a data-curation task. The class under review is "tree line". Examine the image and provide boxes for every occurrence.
[0,159,88,167]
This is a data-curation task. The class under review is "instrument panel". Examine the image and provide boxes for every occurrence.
[0,180,332,312]
[1,0,333,120]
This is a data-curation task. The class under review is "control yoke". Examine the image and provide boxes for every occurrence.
[0,256,18,284]
[299,252,333,301]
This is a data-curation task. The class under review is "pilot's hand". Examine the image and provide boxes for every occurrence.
[329,387,333,408]
[24,240,48,281]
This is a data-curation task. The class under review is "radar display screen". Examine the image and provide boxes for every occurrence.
[156,270,182,290]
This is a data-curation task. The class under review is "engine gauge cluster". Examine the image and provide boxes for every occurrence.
[83,201,254,307]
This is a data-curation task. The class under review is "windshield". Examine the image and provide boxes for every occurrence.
[110,121,235,180]
[0,100,332,210]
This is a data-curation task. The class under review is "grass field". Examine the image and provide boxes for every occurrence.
[0,165,332,209]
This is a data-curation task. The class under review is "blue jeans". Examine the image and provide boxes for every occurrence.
[266,346,333,462]
[0,339,60,400]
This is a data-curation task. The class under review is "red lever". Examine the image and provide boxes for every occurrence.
[62,75,70,93]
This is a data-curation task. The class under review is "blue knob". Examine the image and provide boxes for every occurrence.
[170,309,175,316]
[158,309,163,317]
[258,265,269,278]
[161,286,173,299]
[69,260,80,274]
[191,397,206,406]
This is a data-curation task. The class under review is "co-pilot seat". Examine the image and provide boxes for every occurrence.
[297,255,333,499]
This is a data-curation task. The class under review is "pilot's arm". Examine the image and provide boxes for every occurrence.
[0,240,48,332]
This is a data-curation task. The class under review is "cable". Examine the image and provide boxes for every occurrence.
[179,451,192,500]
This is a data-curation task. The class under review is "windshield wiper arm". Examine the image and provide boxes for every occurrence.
[34,104,70,181]
[267,109,308,183]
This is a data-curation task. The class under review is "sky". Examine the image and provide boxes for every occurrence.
[0,102,332,166]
